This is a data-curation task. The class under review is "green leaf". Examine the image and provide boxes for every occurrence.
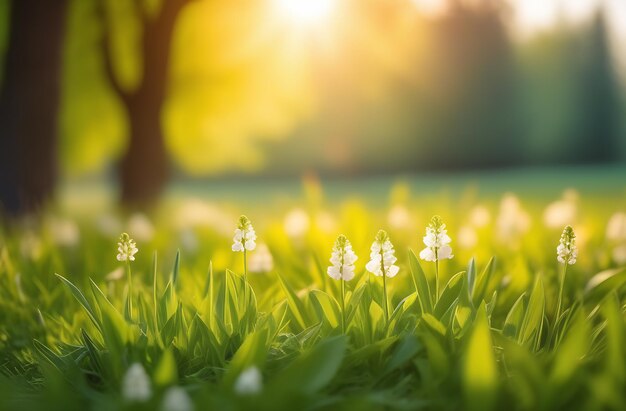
[55,274,101,332]
[503,293,526,340]
[549,310,589,387]
[172,250,181,288]
[472,257,495,307]
[223,329,269,387]
[519,278,545,348]
[154,349,178,387]
[467,258,477,297]
[271,335,347,395]
[408,249,433,314]
[308,290,341,329]
[434,271,465,319]
[463,304,498,411]
[277,273,308,331]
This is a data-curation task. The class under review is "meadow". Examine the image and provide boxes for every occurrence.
[0,174,625,411]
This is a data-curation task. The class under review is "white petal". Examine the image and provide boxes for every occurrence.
[438,245,453,260]
[419,247,436,262]
[424,233,437,247]
[386,265,400,278]
[327,266,341,280]
[232,242,244,252]
[366,260,381,276]
[342,267,355,281]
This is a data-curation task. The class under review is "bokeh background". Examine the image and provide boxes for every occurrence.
[0,0,625,214]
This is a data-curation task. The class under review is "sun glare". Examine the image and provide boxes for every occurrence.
[273,0,335,28]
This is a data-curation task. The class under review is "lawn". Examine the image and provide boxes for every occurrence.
[1,170,625,411]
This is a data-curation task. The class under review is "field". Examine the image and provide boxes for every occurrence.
[1,169,625,411]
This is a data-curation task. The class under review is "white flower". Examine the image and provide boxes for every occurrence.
[122,363,152,402]
[161,387,194,411]
[543,190,578,228]
[388,204,412,229]
[284,208,310,238]
[469,205,491,228]
[612,244,626,265]
[128,213,155,242]
[365,230,399,278]
[234,366,263,395]
[96,214,122,238]
[105,267,125,281]
[496,193,531,243]
[606,212,626,242]
[117,233,138,262]
[457,225,478,249]
[47,216,80,247]
[557,226,577,265]
[419,215,453,262]
[248,243,274,273]
[327,235,358,281]
[232,215,257,252]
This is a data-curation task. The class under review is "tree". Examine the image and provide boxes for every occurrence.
[97,0,194,206]
[0,0,69,216]
[575,9,619,163]
[422,0,522,169]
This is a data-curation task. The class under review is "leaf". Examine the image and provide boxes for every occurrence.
[549,310,589,387]
[467,258,477,297]
[463,304,498,411]
[434,271,465,319]
[172,250,181,288]
[519,278,545,347]
[420,313,447,338]
[308,290,341,329]
[382,334,421,376]
[277,273,308,331]
[472,257,495,307]
[503,293,526,340]
[223,329,269,387]
[55,274,101,332]
[270,336,347,395]
[154,349,178,387]
[584,267,626,301]
[408,250,432,314]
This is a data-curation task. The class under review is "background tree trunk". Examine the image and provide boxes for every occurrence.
[0,0,68,216]
[98,0,191,207]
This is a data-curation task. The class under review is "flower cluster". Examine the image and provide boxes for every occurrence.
[116,232,138,262]
[419,215,453,262]
[557,225,577,265]
[235,366,263,395]
[327,235,358,281]
[122,363,151,402]
[161,387,194,411]
[248,243,274,273]
[365,230,399,278]
[232,215,257,252]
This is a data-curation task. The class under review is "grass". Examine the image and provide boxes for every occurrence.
[0,179,625,411]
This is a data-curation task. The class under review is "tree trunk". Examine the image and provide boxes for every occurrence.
[120,94,168,204]
[0,0,68,216]
[99,0,190,207]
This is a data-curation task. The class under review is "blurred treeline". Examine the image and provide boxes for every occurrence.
[0,0,624,214]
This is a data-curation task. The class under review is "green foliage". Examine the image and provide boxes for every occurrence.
[0,194,625,411]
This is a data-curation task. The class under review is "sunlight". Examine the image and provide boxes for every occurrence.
[273,0,335,28]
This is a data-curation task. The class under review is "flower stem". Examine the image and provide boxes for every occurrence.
[243,248,248,306]
[434,247,439,302]
[126,260,133,320]
[340,278,346,334]
[556,262,567,323]
[380,249,389,329]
